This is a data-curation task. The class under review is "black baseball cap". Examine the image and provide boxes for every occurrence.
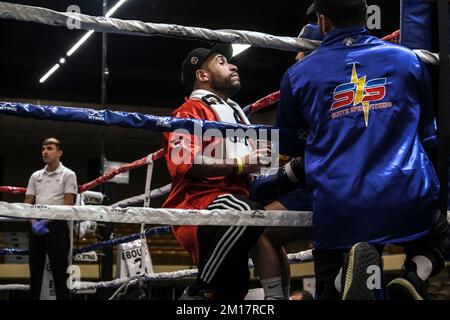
[306,0,367,22]
[181,43,233,90]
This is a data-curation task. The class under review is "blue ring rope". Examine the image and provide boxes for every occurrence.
[0,226,172,256]
[0,101,305,157]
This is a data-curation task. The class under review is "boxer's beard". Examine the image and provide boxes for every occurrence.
[210,73,241,98]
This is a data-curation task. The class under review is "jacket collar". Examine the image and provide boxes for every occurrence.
[321,26,369,46]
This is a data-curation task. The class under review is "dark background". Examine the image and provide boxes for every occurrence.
[0,0,401,106]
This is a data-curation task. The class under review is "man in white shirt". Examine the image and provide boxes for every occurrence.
[24,137,78,300]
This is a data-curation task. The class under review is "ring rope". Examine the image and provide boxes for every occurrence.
[111,184,172,207]
[1,204,448,229]
[0,152,163,195]
[74,249,315,290]
[0,2,444,65]
[75,226,171,254]
[0,250,314,291]
[79,150,164,193]
[0,102,279,135]
[0,186,27,194]
[0,90,280,196]
[0,225,172,256]
[0,202,312,227]
[0,2,318,53]
[0,285,29,291]
[243,91,280,115]
[0,248,27,256]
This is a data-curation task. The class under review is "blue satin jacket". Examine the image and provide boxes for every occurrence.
[277,26,439,249]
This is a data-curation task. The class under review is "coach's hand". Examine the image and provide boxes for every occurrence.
[250,157,306,204]
[249,168,283,205]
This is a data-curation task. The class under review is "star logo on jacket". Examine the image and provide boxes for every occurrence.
[330,64,392,127]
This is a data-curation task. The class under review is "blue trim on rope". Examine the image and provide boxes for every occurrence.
[0,102,305,157]
[0,248,28,255]
[0,226,172,256]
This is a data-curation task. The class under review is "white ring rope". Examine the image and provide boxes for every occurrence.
[0,250,315,291]
[0,2,318,52]
[76,269,198,290]
[81,191,104,205]
[0,185,171,221]
[75,250,316,290]
[287,249,314,263]
[111,184,172,207]
[0,284,30,291]
[0,201,312,227]
[0,217,27,222]
[0,2,444,64]
[1,202,449,226]
[247,249,314,269]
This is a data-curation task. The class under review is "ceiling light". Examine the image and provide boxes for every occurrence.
[39,0,130,84]
[66,30,95,57]
[39,64,60,83]
[232,44,251,57]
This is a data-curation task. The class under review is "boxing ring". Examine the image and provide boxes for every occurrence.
[0,0,449,299]
[0,89,315,294]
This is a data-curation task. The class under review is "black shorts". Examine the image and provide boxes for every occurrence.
[196,194,265,300]
[313,210,450,300]
[29,220,71,300]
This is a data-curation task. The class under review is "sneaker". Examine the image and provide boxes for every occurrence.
[387,269,429,300]
[341,242,382,300]
[178,286,215,300]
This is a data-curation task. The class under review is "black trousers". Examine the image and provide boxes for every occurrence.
[313,210,450,300]
[29,220,71,300]
[196,194,265,300]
